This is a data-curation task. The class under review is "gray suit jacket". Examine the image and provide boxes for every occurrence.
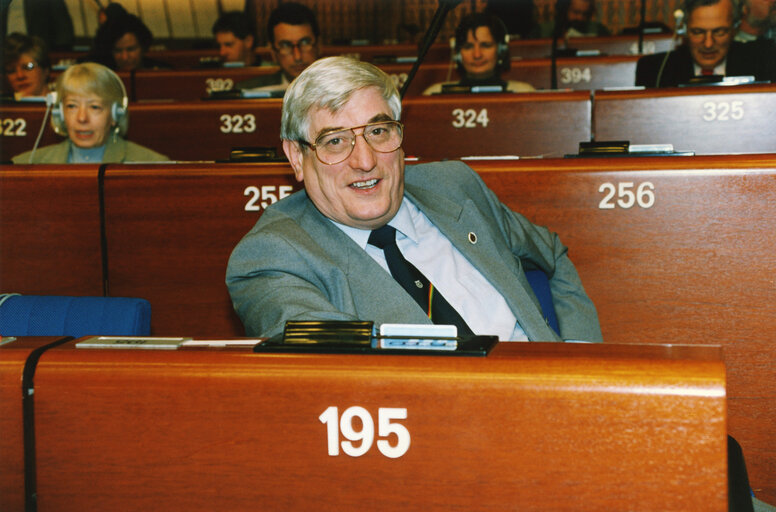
[226,161,602,342]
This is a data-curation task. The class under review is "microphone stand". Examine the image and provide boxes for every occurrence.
[400,0,464,99]
[550,0,565,90]
[637,0,646,54]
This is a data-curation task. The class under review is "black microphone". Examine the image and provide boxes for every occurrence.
[400,0,464,99]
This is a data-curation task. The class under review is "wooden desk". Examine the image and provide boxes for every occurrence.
[469,155,776,500]
[2,155,774,500]
[507,55,640,90]
[0,103,60,162]
[101,163,299,336]
[0,337,70,512]
[509,34,676,59]
[128,99,284,161]
[594,84,776,155]
[1,93,588,162]
[382,56,639,95]
[0,165,104,296]
[0,339,727,511]
[0,100,282,163]
[401,91,591,159]
[130,67,282,101]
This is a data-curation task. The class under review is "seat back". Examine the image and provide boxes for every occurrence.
[0,295,151,337]
[524,269,560,336]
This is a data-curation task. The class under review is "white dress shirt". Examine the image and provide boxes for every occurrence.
[333,198,528,341]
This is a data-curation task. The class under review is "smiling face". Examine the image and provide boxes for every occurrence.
[459,26,499,79]
[63,92,114,149]
[282,87,405,230]
[687,0,734,71]
[5,52,48,97]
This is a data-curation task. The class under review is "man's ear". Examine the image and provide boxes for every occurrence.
[282,139,306,182]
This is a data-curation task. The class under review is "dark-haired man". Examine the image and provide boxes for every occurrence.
[237,2,320,91]
[212,11,258,67]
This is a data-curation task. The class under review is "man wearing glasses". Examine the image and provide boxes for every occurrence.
[636,0,776,87]
[227,56,602,343]
[237,2,320,92]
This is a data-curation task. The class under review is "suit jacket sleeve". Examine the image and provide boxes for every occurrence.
[226,199,365,337]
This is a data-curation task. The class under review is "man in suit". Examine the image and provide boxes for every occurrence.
[226,56,602,342]
[636,0,776,87]
[236,2,320,92]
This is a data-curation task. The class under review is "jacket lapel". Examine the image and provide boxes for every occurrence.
[296,199,432,326]
[102,136,127,163]
[406,184,561,341]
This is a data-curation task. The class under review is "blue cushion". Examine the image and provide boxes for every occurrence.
[0,295,151,337]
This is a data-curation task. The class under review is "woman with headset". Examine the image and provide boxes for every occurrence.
[423,12,535,95]
[12,63,169,163]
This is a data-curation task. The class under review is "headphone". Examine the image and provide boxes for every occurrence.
[50,66,129,136]
[453,15,511,74]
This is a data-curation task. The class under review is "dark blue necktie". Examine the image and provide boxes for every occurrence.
[368,225,473,335]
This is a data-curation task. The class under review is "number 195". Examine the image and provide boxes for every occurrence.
[319,406,411,458]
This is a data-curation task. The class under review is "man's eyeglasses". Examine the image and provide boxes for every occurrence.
[299,121,404,165]
[274,37,316,55]
[5,61,38,74]
[687,27,732,40]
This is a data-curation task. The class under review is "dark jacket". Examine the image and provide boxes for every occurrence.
[636,40,776,88]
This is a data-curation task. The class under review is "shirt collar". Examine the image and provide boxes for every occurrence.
[329,197,418,248]
[694,58,727,76]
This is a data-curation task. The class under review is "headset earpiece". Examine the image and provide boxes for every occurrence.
[450,37,461,63]
[111,101,126,124]
[48,91,66,135]
[496,19,511,73]
[110,72,129,125]
[106,68,129,134]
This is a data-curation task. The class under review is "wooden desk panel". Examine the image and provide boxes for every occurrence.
[130,67,282,101]
[402,91,591,159]
[594,84,776,155]
[101,163,300,336]
[468,155,776,500]
[127,99,283,161]
[0,337,68,512]
[0,165,104,296]
[0,104,61,162]
[505,55,639,91]
[382,56,638,96]
[26,341,725,511]
[0,100,283,163]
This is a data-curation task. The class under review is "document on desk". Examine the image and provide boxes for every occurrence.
[75,336,192,349]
